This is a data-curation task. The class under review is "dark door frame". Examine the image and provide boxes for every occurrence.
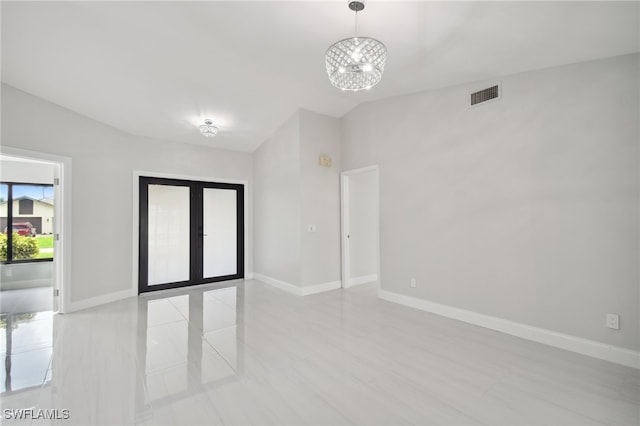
[138,176,245,294]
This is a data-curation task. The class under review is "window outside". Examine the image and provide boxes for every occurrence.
[0,183,54,262]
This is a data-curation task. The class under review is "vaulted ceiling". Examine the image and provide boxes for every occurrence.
[2,1,638,152]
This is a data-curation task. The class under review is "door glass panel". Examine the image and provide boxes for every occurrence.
[147,185,190,285]
[203,188,237,278]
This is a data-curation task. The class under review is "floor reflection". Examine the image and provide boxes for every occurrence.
[1,286,54,396]
[136,284,243,418]
[0,280,245,424]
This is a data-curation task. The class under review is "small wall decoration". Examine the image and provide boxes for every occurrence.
[319,155,332,167]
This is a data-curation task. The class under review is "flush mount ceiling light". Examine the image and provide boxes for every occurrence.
[325,0,387,91]
[199,119,218,137]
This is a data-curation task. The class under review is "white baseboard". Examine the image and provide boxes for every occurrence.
[301,280,342,296]
[253,273,341,296]
[349,274,378,287]
[245,272,254,280]
[66,288,136,313]
[378,289,640,370]
[252,273,301,295]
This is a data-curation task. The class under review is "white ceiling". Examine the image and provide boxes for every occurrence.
[2,1,638,152]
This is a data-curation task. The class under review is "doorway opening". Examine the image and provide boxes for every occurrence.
[138,177,245,293]
[0,148,70,397]
[341,166,380,289]
[0,151,68,313]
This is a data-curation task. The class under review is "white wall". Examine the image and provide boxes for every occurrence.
[253,109,341,290]
[299,110,341,288]
[253,111,302,285]
[348,170,377,281]
[0,158,55,184]
[341,54,639,351]
[0,262,52,291]
[2,84,253,305]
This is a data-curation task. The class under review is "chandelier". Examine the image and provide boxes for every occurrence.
[325,0,387,91]
[199,119,218,137]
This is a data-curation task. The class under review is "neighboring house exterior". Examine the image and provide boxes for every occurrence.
[0,196,54,234]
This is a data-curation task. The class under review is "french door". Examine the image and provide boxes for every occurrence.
[138,177,244,293]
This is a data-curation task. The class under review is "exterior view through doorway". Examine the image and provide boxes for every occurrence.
[138,177,244,293]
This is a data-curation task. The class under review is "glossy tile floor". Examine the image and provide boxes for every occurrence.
[1,280,639,425]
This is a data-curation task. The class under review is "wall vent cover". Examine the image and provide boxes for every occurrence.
[470,84,500,106]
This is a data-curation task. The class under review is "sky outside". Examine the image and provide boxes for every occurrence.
[0,184,54,202]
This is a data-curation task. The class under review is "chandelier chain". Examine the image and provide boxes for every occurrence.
[354,11,358,38]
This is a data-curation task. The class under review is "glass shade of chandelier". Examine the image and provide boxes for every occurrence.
[199,119,219,137]
[325,1,387,91]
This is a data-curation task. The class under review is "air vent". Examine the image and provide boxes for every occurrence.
[470,84,500,106]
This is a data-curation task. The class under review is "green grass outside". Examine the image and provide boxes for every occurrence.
[36,235,54,248]
[35,235,54,259]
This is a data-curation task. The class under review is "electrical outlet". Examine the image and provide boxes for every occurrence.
[410,278,416,288]
[606,313,620,330]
